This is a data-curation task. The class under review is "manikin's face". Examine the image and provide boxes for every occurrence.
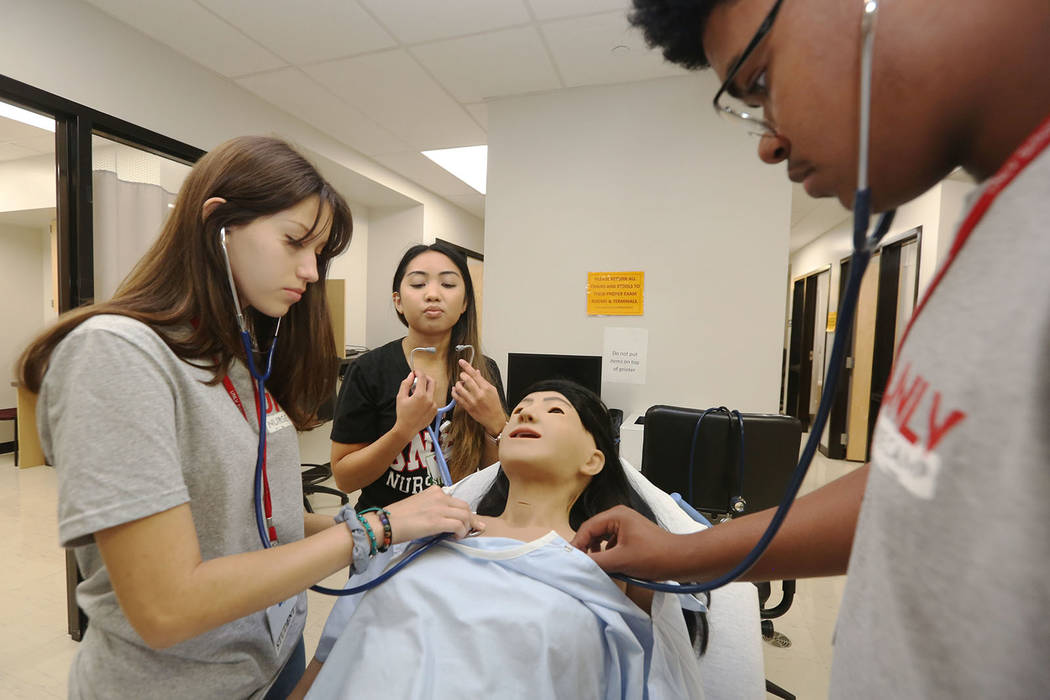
[222,195,330,318]
[394,251,468,334]
[703,0,956,211]
[499,391,604,482]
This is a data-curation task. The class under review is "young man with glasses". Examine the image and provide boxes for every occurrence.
[572,0,1049,696]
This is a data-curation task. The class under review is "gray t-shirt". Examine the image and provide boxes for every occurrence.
[39,315,307,699]
[830,143,1050,696]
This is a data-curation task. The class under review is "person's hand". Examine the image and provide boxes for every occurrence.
[394,371,438,437]
[451,359,506,437]
[570,505,685,580]
[383,486,484,543]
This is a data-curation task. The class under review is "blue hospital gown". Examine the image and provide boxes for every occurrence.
[308,531,700,699]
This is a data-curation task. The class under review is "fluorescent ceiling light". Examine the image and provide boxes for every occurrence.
[0,102,55,132]
[421,145,487,195]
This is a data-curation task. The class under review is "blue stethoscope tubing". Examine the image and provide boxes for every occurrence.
[242,320,440,596]
[612,207,894,594]
[426,402,455,487]
[220,226,424,596]
[217,226,282,551]
[613,0,897,595]
[409,343,474,488]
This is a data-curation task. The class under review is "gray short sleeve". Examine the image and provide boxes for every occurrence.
[40,320,190,547]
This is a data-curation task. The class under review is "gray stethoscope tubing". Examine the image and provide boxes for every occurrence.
[614,0,898,594]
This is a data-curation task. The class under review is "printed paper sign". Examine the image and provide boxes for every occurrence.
[603,327,648,385]
[587,271,644,316]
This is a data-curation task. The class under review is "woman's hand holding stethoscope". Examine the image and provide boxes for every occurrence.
[451,359,507,438]
[394,371,439,437]
[384,485,484,542]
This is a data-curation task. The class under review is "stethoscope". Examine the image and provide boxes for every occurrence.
[222,0,896,600]
[612,0,898,594]
[218,226,284,550]
[218,230,475,596]
[409,343,475,487]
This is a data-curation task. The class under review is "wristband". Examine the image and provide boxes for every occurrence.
[334,504,375,575]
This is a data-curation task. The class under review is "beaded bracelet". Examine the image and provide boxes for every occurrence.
[358,507,394,553]
[376,509,393,552]
[355,512,379,557]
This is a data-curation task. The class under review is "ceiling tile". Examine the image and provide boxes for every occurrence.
[411,27,561,104]
[373,151,477,197]
[304,50,486,150]
[360,0,531,44]
[82,0,286,77]
[541,11,688,87]
[236,68,408,156]
[527,0,630,21]
[197,0,396,65]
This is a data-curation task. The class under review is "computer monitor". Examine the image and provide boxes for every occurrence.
[506,353,602,408]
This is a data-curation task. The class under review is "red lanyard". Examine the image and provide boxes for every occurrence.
[223,375,278,544]
[897,112,1050,353]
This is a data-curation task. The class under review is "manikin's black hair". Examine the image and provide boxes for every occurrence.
[475,378,655,529]
[476,378,708,653]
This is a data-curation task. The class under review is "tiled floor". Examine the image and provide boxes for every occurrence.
[1,440,858,698]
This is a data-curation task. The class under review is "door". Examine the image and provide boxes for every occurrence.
[783,267,830,433]
[839,229,922,461]
[845,252,881,461]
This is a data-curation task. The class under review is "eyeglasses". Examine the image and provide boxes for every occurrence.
[711,0,786,136]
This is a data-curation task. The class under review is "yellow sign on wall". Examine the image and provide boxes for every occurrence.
[587,271,644,316]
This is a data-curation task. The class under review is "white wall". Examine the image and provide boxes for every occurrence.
[0,223,48,441]
[484,75,792,417]
[424,201,484,255]
[789,178,978,327]
[326,205,369,349]
[366,206,425,349]
[0,154,55,213]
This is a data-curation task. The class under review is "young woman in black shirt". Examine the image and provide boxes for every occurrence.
[330,241,507,508]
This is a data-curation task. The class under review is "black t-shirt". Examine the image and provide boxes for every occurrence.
[331,338,506,509]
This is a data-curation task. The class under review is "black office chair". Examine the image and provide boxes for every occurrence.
[302,355,361,513]
[302,462,348,513]
[640,405,802,700]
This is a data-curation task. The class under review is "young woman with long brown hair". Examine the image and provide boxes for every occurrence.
[330,241,507,509]
[18,136,478,699]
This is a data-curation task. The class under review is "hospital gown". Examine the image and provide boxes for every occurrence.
[308,531,703,699]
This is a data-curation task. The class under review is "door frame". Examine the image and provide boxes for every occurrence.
[783,264,831,432]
